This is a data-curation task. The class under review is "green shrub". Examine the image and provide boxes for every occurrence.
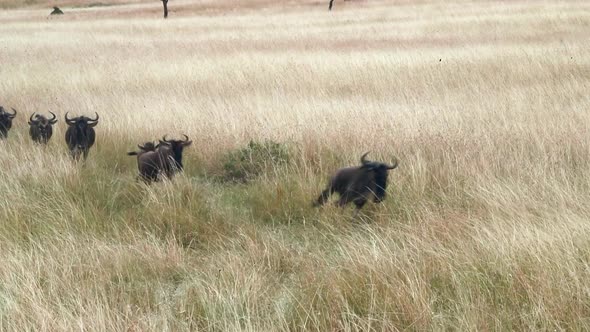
[221,140,290,183]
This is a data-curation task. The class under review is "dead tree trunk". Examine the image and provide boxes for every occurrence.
[162,0,169,18]
[328,0,334,10]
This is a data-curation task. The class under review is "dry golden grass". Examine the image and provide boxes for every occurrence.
[1,0,590,330]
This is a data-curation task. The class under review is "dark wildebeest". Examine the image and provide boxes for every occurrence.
[50,6,64,15]
[129,135,192,183]
[64,112,99,160]
[29,112,57,144]
[127,141,159,182]
[315,152,399,211]
[0,106,17,139]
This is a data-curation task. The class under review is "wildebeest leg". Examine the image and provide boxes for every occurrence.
[353,197,367,210]
[352,207,361,220]
[351,198,367,220]
[138,174,152,184]
[337,192,355,207]
[83,148,89,160]
[314,187,334,207]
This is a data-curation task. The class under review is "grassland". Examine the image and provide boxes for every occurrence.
[1,0,590,330]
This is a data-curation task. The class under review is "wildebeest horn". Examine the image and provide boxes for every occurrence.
[360,151,370,165]
[8,108,17,118]
[48,111,57,123]
[181,134,192,146]
[65,112,75,124]
[386,157,399,170]
[29,113,36,123]
[88,112,99,122]
[162,135,171,143]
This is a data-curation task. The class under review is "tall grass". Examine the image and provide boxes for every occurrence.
[0,0,590,330]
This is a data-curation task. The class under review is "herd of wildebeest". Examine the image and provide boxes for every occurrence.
[0,106,399,211]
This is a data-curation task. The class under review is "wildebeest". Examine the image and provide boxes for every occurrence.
[127,141,160,182]
[0,106,17,139]
[29,112,57,144]
[129,135,192,183]
[64,112,99,160]
[315,152,399,210]
[50,6,64,15]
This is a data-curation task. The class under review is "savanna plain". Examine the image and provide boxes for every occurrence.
[1,0,590,330]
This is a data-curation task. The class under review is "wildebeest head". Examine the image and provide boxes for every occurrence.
[158,134,192,172]
[315,152,399,210]
[0,106,17,139]
[29,112,57,144]
[359,152,398,202]
[64,112,99,160]
[65,112,99,130]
